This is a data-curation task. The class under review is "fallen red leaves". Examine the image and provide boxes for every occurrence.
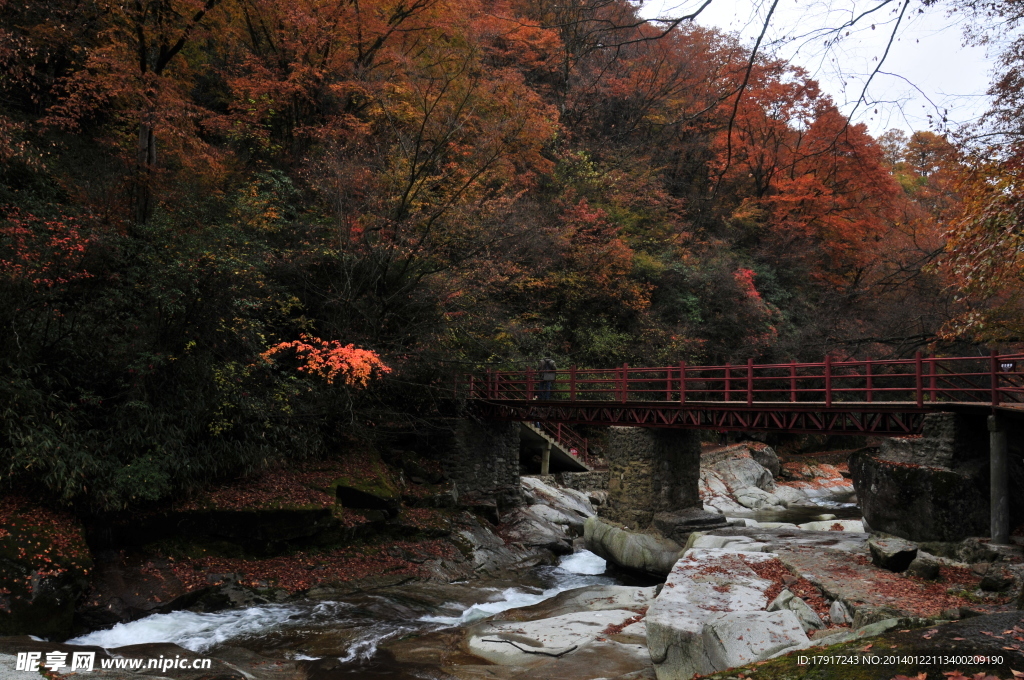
[816,555,1005,617]
[602,614,644,635]
[174,460,347,512]
[892,671,1022,679]
[167,538,460,593]
[0,496,91,602]
[740,556,832,619]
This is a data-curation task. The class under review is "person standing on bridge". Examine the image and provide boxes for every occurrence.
[538,357,557,400]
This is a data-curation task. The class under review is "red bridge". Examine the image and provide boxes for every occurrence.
[462,351,1024,443]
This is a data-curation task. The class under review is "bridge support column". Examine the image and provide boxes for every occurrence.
[602,427,725,540]
[444,419,523,515]
[989,415,1010,545]
[541,441,551,476]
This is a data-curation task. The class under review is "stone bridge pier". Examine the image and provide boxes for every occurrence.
[850,411,1023,543]
[441,419,523,516]
[602,427,727,543]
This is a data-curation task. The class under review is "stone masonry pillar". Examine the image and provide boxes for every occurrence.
[989,415,1010,544]
[445,419,523,513]
[602,427,723,541]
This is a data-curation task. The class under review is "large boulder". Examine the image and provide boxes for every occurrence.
[520,476,596,530]
[851,449,990,542]
[850,412,1024,542]
[699,444,783,514]
[867,536,918,572]
[701,610,808,672]
[502,506,574,556]
[584,516,683,576]
[651,508,729,544]
[748,442,781,478]
[776,460,855,501]
[646,549,809,679]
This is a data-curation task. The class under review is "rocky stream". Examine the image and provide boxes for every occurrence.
[2,435,1024,680]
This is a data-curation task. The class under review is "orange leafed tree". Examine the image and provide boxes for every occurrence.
[261,335,391,386]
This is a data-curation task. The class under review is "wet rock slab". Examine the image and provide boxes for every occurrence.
[492,584,657,622]
[466,609,642,665]
[646,549,809,680]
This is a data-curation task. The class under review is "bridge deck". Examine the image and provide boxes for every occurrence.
[474,399,1022,435]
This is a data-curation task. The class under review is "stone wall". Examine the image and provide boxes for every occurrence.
[878,412,988,468]
[532,471,610,491]
[602,427,701,529]
[853,411,1024,542]
[443,419,523,511]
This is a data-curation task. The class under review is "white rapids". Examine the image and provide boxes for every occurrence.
[67,551,613,663]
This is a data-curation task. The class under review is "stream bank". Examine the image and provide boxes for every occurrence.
[3,437,1024,680]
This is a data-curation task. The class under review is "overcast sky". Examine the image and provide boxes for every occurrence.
[637,0,997,137]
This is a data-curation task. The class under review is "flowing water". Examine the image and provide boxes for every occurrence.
[67,496,861,679]
[69,551,629,678]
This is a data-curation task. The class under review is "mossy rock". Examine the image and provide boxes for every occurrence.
[327,451,403,518]
[0,501,92,638]
[697,611,1024,680]
[327,452,401,500]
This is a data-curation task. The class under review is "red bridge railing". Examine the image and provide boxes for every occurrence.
[462,351,1024,408]
[534,421,592,466]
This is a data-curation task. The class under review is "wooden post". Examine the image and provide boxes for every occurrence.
[747,358,754,405]
[915,351,923,408]
[866,357,873,403]
[991,349,1000,406]
[790,361,797,402]
[724,362,731,402]
[825,355,832,408]
[570,365,577,401]
[679,361,687,404]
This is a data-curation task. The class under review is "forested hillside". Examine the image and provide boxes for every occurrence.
[0,0,1014,510]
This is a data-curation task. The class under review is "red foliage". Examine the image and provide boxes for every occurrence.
[740,556,831,619]
[0,209,93,289]
[261,335,391,386]
[602,613,644,635]
[168,539,459,593]
[0,496,91,604]
[174,461,344,511]
[818,555,1004,617]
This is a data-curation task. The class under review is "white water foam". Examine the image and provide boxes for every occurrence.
[420,550,607,625]
[337,622,420,663]
[558,550,606,575]
[68,605,308,652]
[419,585,558,626]
[68,550,614,660]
